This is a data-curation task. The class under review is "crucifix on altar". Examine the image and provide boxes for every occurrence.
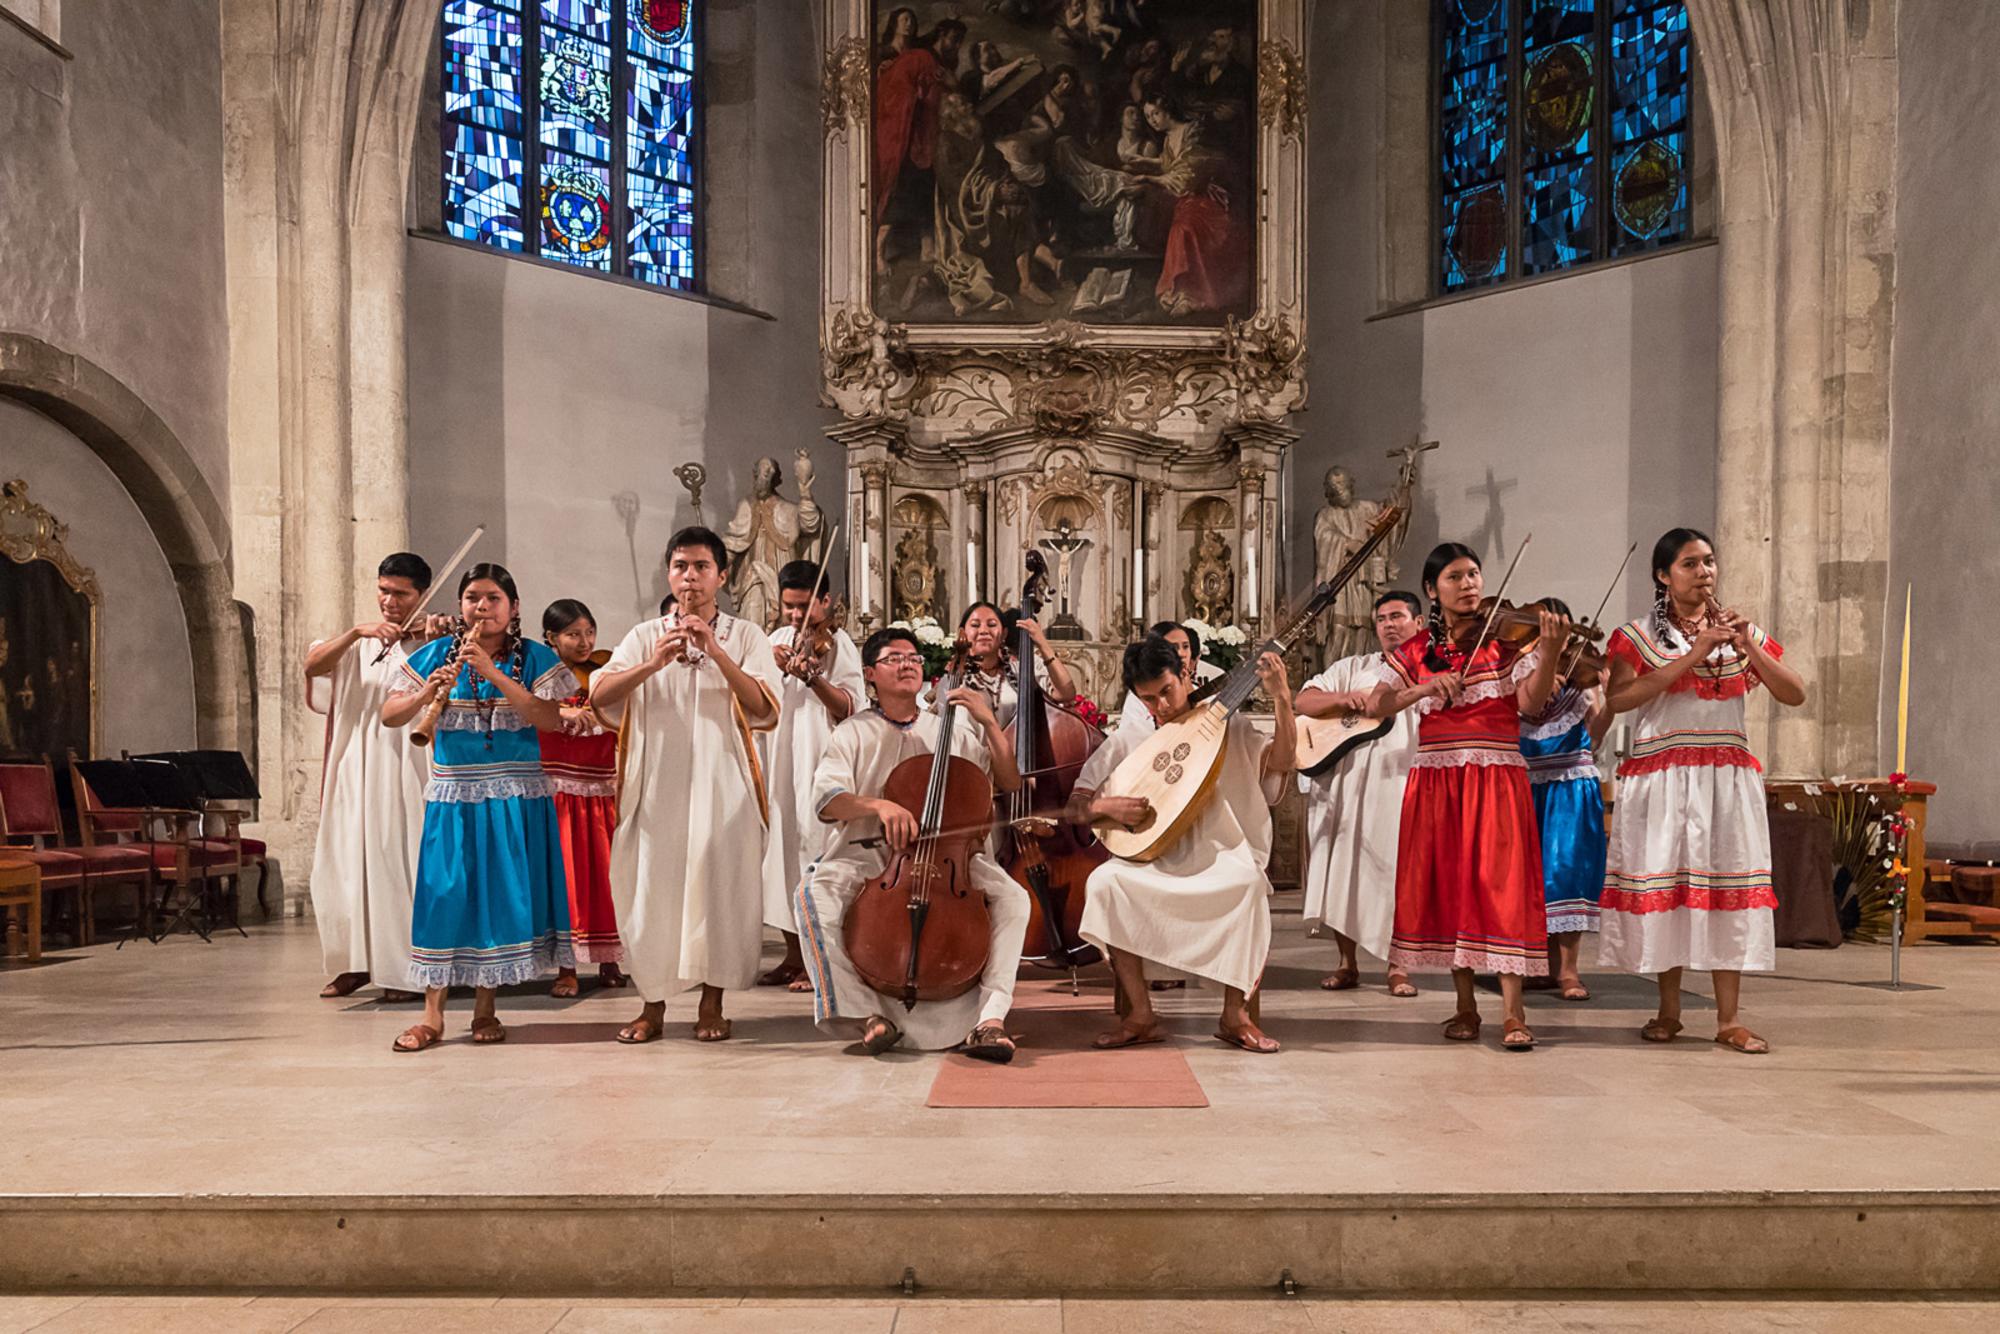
[1037,518,1093,641]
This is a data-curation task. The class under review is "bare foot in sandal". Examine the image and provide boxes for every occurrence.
[391,1022,441,1053]
[469,1014,506,1044]
[1501,1017,1536,1051]
[693,984,731,1042]
[1641,1015,1684,1043]
[1093,1017,1165,1049]
[1387,973,1418,998]
[618,1001,665,1044]
[321,972,369,999]
[1319,967,1359,991]
[963,1020,1017,1064]
[1715,1025,1769,1054]
[1216,1020,1279,1054]
[550,969,580,999]
[859,1014,902,1054]
[1442,1010,1482,1042]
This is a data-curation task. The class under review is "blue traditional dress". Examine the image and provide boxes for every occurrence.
[1520,686,1606,935]
[395,636,576,988]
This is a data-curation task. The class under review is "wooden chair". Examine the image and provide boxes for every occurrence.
[68,753,239,944]
[0,758,151,946]
[0,855,41,963]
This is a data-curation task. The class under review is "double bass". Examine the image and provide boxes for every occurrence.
[840,643,995,1009]
[1002,551,1106,974]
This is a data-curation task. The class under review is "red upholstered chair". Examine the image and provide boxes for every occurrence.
[69,755,238,944]
[0,760,150,946]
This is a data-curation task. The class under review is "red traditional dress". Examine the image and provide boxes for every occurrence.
[1599,617,1782,973]
[1377,632,1549,976]
[539,659,622,964]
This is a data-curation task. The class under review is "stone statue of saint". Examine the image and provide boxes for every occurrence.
[1036,518,1093,640]
[1312,448,1425,662]
[721,450,825,631]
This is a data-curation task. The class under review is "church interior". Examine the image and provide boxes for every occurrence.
[3,0,1999,1324]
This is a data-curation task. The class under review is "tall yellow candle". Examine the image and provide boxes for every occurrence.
[1896,583,1911,774]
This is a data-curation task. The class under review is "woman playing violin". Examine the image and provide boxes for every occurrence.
[1518,596,1613,1002]
[1363,543,1570,1052]
[1598,528,1806,1055]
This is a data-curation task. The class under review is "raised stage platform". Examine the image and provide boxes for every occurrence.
[4,901,1997,1296]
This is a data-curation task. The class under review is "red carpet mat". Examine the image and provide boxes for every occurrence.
[926,990,1209,1108]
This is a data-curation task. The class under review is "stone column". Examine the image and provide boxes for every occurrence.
[859,462,890,627]
[1686,0,1898,774]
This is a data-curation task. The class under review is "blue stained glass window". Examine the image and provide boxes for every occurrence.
[440,0,700,290]
[1523,159,1594,272]
[1436,0,1690,292]
[538,32,613,160]
[542,0,610,41]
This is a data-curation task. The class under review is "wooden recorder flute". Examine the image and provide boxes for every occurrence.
[410,624,468,748]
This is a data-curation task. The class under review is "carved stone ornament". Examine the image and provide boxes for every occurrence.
[822,307,914,416]
[1258,39,1307,143]
[819,36,871,140]
[1223,312,1307,423]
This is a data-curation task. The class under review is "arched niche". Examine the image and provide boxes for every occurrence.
[0,333,246,754]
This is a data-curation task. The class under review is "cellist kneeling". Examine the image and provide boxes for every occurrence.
[1068,635,1293,1054]
[795,627,1031,1062]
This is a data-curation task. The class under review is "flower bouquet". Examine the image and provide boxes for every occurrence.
[886,615,955,680]
[1181,617,1250,672]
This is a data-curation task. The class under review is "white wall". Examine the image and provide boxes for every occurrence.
[1886,0,2000,848]
[1296,0,1718,644]
[405,0,832,643]
[0,399,198,754]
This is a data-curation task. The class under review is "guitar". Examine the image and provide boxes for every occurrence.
[1293,709,1392,777]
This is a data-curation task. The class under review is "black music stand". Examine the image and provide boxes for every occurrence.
[76,756,213,945]
[134,752,260,939]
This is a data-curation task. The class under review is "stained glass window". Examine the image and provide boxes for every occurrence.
[441,0,701,291]
[1435,0,1691,293]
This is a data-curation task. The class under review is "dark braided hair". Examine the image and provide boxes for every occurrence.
[460,562,530,693]
[1419,542,1481,672]
[1649,527,1713,647]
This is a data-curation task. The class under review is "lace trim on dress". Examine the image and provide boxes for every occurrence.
[1528,761,1602,786]
[425,773,555,804]
[1616,746,1762,777]
[1388,945,1550,977]
[1408,675,1522,719]
[408,935,576,989]
[1521,687,1589,739]
[549,774,616,799]
[431,705,527,733]
[1409,747,1528,771]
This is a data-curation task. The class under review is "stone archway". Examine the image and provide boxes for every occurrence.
[0,332,249,752]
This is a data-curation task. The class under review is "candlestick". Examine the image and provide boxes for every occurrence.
[1896,583,1911,774]
[859,537,872,616]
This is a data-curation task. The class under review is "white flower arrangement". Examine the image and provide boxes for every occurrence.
[886,616,953,675]
[1181,618,1249,669]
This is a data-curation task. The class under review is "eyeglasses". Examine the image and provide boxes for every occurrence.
[873,653,925,667]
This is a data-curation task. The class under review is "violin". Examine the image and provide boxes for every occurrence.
[840,640,996,1010]
[1002,551,1105,975]
[1448,597,1604,684]
[783,599,847,684]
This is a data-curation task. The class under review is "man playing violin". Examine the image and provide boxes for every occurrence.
[794,627,1031,1062]
[758,559,867,991]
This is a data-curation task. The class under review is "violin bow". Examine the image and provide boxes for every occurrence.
[1454,532,1533,669]
[1562,541,1638,680]
[372,524,486,664]
[787,525,842,679]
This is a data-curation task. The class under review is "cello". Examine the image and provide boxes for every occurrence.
[1003,551,1106,975]
[840,642,996,1010]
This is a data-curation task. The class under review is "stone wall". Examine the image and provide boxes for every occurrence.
[1885,0,2000,846]
[1293,1,1720,642]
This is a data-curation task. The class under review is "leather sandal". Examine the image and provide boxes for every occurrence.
[392,1023,441,1053]
[1714,1025,1770,1054]
[1442,1011,1482,1042]
[1640,1017,1684,1043]
[963,1021,1017,1064]
[1319,967,1359,991]
[1093,1020,1165,1049]
[469,1015,506,1044]
[1502,1017,1536,1051]
[617,1014,664,1044]
[860,1015,902,1054]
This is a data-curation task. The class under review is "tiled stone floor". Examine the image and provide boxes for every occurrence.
[2,1293,1998,1333]
[3,901,1996,1200]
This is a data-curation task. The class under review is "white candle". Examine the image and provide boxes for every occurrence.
[859,537,871,615]
[1245,527,1259,615]
[966,539,978,602]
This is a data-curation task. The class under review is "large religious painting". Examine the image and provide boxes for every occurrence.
[0,481,99,761]
[869,0,1258,326]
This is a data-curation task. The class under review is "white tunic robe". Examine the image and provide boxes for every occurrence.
[1296,652,1417,959]
[760,625,866,932]
[594,613,780,1000]
[1076,712,1281,993]
[795,709,1030,1050]
[305,638,428,990]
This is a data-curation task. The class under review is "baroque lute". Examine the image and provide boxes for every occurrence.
[1096,504,1404,862]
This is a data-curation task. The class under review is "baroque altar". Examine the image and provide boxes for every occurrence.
[818,0,1311,707]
